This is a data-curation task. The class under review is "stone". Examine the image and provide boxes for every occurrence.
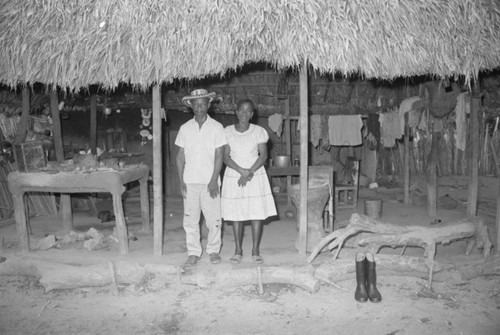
[83,237,106,251]
[36,235,56,251]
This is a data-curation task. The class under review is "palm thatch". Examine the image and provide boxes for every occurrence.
[1,0,499,90]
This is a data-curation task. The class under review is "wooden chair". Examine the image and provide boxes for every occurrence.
[334,158,360,210]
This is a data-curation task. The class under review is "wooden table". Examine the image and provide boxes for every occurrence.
[7,164,150,254]
[267,166,300,205]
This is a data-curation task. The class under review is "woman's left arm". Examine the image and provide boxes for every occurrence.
[248,143,268,173]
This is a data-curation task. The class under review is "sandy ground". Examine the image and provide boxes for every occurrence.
[0,175,499,335]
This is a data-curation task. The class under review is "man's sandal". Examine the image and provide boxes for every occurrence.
[230,254,243,264]
[184,255,200,267]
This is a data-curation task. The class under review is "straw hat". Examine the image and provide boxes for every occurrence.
[182,89,216,107]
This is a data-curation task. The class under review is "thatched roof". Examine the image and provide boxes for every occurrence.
[1,0,499,90]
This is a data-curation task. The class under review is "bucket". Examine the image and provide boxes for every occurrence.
[364,200,383,219]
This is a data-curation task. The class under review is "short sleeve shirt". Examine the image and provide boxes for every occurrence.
[175,115,227,184]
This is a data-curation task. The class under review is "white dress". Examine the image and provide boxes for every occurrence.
[221,124,277,221]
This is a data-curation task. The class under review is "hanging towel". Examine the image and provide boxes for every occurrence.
[455,92,470,151]
[399,96,421,134]
[268,113,284,138]
[310,115,322,147]
[379,109,402,148]
[328,115,363,146]
[321,115,330,147]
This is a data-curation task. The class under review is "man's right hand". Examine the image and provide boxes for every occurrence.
[180,181,187,198]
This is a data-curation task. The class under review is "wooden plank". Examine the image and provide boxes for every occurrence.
[152,84,163,255]
[404,113,410,204]
[14,87,30,144]
[50,89,73,230]
[267,166,300,177]
[298,66,309,255]
[467,82,480,216]
[90,95,97,155]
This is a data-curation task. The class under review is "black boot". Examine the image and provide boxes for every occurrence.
[354,253,368,302]
[365,252,382,303]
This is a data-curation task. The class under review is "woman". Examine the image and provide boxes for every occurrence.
[222,99,277,264]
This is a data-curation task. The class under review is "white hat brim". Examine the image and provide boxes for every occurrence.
[182,92,216,107]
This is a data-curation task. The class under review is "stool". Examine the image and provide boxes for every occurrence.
[334,158,360,210]
[334,184,358,209]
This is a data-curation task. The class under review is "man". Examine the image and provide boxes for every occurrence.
[175,89,226,266]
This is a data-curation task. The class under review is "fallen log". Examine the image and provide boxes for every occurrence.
[182,266,320,293]
[0,256,319,293]
[454,254,500,280]
[308,213,492,264]
[0,256,178,292]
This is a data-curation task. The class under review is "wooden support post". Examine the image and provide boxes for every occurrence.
[489,140,500,254]
[404,113,410,204]
[298,65,309,255]
[90,95,97,155]
[50,89,72,230]
[152,84,163,255]
[467,82,481,217]
[497,171,500,254]
[140,177,151,233]
[283,97,292,206]
[427,119,440,217]
[112,194,129,254]
[15,87,30,144]
[12,194,29,251]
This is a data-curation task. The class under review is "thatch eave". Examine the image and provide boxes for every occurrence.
[0,0,499,91]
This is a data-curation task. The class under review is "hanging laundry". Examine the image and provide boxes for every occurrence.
[455,92,470,151]
[418,108,429,132]
[379,109,402,148]
[366,114,380,150]
[268,113,284,138]
[320,115,330,148]
[328,115,363,146]
[310,115,322,147]
[399,96,422,134]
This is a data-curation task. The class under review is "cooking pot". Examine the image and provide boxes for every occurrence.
[273,155,291,167]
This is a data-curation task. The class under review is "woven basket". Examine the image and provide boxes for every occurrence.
[364,200,383,219]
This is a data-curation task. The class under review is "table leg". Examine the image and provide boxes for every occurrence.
[112,194,129,254]
[140,178,151,233]
[60,194,73,231]
[13,194,29,252]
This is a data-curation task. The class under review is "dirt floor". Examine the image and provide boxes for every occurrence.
[0,175,499,335]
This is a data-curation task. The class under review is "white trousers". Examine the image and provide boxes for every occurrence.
[183,184,222,257]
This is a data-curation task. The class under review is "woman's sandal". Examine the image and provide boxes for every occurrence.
[252,255,264,264]
[230,254,243,264]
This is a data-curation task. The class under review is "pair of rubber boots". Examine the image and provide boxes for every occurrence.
[355,252,382,303]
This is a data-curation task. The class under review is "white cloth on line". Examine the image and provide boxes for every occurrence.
[310,115,322,147]
[379,109,402,148]
[328,115,363,146]
[399,96,421,134]
[268,113,284,138]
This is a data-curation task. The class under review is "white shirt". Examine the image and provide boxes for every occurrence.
[175,115,227,184]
